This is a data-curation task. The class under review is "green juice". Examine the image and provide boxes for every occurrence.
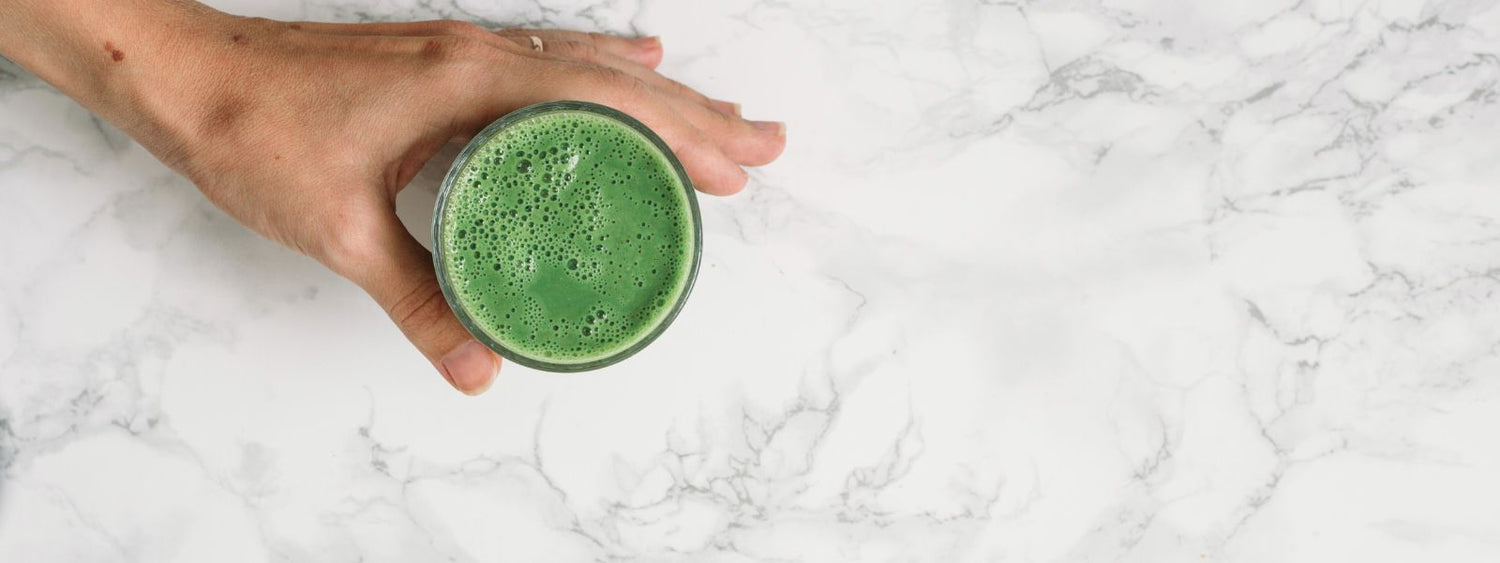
[435,102,700,371]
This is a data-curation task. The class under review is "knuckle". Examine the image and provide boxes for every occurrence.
[312,210,385,272]
[590,65,631,86]
[568,41,601,61]
[596,68,649,101]
[418,36,499,78]
[619,77,654,107]
[671,80,703,99]
[704,105,737,129]
[437,35,490,59]
[387,282,450,335]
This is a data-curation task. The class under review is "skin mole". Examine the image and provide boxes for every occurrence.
[104,41,124,62]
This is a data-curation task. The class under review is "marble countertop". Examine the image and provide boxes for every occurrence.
[4,0,1500,560]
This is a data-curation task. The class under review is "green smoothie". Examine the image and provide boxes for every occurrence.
[435,102,700,370]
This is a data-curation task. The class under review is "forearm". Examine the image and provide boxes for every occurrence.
[0,0,231,162]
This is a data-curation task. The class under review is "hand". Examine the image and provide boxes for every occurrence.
[0,2,786,394]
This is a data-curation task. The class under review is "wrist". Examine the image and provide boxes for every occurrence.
[0,0,237,166]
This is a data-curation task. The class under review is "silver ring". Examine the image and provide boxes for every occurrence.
[529,35,544,52]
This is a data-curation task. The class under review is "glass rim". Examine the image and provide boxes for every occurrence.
[432,100,703,373]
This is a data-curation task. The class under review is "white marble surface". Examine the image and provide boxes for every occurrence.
[4,0,1500,560]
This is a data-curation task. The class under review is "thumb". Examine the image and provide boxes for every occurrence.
[340,214,501,395]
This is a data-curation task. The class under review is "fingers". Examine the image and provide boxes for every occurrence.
[517,36,736,129]
[513,40,786,169]
[327,20,784,194]
[498,29,662,69]
[295,19,783,174]
[665,93,786,167]
[624,106,749,196]
[334,214,500,395]
[544,39,713,106]
[671,130,752,196]
[597,87,751,195]
[521,65,767,194]
[590,49,784,167]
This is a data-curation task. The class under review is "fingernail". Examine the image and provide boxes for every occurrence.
[440,340,499,396]
[750,120,786,137]
[633,36,661,49]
